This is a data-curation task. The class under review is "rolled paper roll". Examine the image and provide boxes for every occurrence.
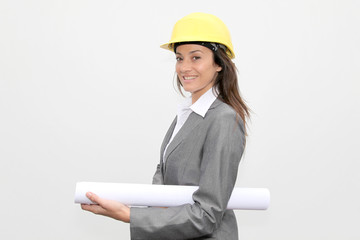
[74,182,270,210]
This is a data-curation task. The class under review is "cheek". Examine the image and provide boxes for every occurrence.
[199,66,215,79]
[193,65,206,76]
[198,62,215,74]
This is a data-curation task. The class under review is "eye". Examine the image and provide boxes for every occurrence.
[176,56,183,61]
[192,56,201,61]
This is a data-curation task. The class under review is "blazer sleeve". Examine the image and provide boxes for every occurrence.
[130,109,245,239]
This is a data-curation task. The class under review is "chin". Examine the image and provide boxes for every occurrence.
[182,87,195,93]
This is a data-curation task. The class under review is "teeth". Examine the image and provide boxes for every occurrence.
[184,76,196,80]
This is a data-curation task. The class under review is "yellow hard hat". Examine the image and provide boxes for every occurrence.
[161,12,235,59]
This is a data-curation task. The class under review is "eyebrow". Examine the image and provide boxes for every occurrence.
[176,50,203,56]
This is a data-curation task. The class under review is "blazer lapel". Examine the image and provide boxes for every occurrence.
[160,117,177,163]
[163,112,203,166]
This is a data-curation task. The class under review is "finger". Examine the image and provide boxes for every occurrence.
[81,203,98,211]
[81,203,91,211]
[86,192,111,211]
[86,192,102,205]
[81,203,105,215]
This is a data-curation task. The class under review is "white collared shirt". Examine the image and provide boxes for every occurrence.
[163,88,218,162]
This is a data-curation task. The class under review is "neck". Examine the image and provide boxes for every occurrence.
[191,85,214,104]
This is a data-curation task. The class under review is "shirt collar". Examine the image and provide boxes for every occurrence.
[177,88,218,118]
[190,88,218,118]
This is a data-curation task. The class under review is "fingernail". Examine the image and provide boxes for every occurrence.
[86,192,92,197]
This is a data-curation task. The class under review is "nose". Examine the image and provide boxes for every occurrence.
[179,59,192,73]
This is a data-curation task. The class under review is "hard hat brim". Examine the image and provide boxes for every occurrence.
[160,41,235,59]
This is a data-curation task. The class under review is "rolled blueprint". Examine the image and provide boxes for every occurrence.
[74,182,270,210]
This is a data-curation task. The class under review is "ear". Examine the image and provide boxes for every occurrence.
[216,65,222,72]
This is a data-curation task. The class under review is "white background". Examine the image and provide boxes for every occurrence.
[1,0,359,239]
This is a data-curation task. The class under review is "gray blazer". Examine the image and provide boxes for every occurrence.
[130,99,245,240]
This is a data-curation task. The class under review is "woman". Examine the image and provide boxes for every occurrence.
[81,12,250,239]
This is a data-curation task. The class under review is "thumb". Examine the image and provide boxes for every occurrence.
[86,192,102,205]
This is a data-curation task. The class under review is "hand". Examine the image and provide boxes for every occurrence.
[81,192,130,223]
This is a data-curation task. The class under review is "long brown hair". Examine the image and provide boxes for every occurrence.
[176,47,251,134]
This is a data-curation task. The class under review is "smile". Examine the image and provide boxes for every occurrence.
[183,76,197,81]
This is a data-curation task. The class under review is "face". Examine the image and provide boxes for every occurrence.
[175,44,222,102]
